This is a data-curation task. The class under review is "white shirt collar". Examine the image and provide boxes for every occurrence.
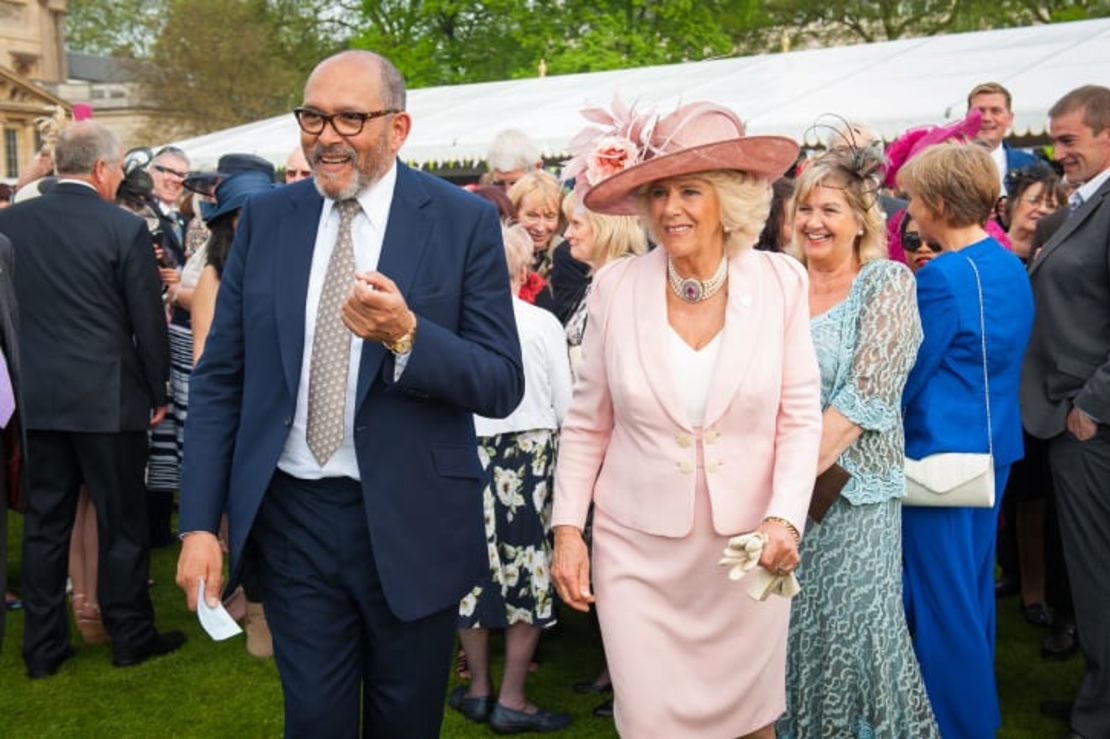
[319,161,398,230]
[56,178,97,192]
[1072,166,1110,207]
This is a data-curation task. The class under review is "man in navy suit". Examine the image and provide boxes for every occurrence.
[176,51,523,737]
[967,82,1036,193]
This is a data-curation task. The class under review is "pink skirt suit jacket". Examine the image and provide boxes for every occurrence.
[552,246,822,737]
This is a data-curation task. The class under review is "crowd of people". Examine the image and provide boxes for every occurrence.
[0,48,1108,739]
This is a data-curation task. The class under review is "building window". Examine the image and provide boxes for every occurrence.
[5,129,19,179]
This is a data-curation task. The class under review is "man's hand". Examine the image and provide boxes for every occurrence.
[159,268,181,286]
[150,405,168,427]
[341,272,414,344]
[1067,406,1098,442]
[175,532,224,611]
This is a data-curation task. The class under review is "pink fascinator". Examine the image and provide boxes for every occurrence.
[562,96,656,201]
[883,108,983,188]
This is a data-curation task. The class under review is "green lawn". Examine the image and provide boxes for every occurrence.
[1,512,1081,738]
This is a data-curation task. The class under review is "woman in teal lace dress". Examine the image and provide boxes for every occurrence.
[777,149,939,738]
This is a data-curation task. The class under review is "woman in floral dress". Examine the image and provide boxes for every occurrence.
[448,224,575,734]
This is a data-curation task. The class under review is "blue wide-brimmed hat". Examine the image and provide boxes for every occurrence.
[184,153,276,197]
[204,169,276,223]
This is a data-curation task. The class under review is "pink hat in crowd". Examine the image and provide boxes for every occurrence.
[883,108,982,189]
[573,99,798,215]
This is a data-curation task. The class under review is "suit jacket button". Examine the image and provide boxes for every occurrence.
[676,433,692,448]
[705,430,719,443]
[678,460,693,474]
[707,460,720,473]
[283,416,292,426]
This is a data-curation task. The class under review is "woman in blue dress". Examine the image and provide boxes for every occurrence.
[899,141,1034,739]
[778,148,938,738]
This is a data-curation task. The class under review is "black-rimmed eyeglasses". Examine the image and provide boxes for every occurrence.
[293,107,400,137]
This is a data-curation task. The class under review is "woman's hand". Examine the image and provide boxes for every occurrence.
[552,525,594,612]
[757,519,800,577]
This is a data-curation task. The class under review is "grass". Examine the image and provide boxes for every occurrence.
[1,512,1081,738]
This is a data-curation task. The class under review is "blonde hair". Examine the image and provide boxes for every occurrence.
[897,142,999,228]
[791,150,887,265]
[501,223,534,281]
[507,170,562,214]
[561,191,647,270]
[636,170,771,255]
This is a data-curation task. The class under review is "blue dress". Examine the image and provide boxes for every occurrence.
[902,237,1034,739]
[778,260,938,739]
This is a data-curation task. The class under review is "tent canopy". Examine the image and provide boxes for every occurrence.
[165,17,1110,170]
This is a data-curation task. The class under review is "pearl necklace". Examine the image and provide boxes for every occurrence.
[667,255,728,303]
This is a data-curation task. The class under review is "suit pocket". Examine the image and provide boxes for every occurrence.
[1056,357,1097,380]
[432,444,484,480]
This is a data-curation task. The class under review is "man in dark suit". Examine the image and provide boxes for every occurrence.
[0,122,184,678]
[968,82,1036,192]
[1021,85,1110,739]
[0,232,24,653]
[176,51,523,737]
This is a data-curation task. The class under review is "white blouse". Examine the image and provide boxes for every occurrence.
[666,326,723,428]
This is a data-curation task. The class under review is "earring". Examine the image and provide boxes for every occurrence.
[856,229,864,236]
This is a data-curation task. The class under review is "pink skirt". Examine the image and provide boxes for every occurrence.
[593,433,790,738]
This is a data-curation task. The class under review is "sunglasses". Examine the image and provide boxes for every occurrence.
[152,164,188,180]
[903,232,942,253]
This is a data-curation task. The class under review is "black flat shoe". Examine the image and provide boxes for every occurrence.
[112,629,186,667]
[26,648,74,679]
[995,574,1019,597]
[571,680,613,694]
[1042,623,1079,661]
[448,685,494,724]
[489,703,572,734]
[1040,700,1071,722]
[1023,602,1054,627]
[593,699,614,718]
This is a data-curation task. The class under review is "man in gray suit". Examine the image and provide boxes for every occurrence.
[1021,85,1110,739]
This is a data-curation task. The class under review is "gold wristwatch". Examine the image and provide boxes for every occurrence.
[383,312,417,354]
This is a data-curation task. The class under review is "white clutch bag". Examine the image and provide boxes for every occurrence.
[903,453,995,507]
[903,256,996,509]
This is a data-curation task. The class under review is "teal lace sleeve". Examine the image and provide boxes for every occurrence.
[815,261,923,505]
[829,262,922,432]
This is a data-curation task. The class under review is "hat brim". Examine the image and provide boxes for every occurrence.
[583,136,800,215]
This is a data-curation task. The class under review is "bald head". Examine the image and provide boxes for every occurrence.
[306,51,406,111]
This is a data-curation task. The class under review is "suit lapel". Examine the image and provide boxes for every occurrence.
[1030,178,1110,277]
[274,183,325,401]
[635,248,690,429]
[355,162,433,409]
[703,249,761,426]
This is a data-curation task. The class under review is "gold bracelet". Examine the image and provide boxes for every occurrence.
[763,516,801,546]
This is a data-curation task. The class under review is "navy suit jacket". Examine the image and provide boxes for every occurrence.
[180,162,524,621]
[903,238,1033,466]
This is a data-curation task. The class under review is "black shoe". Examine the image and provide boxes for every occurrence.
[593,699,614,718]
[112,629,186,667]
[995,574,1020,597]
[1042,623,1079,660]
[1023,602,1054,627]
[1040,700,1071,722]
[489,703,573,734]
[571,680,613,694]
[26,648,74,679]
[447,685,495,724]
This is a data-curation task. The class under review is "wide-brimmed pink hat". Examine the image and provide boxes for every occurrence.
[582,101,799,215]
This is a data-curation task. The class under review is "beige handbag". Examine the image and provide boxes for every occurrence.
[904,257,995,508]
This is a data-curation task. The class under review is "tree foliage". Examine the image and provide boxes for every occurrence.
[65,0,167,57]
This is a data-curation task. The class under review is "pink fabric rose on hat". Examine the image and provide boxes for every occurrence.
[586,136,641,185]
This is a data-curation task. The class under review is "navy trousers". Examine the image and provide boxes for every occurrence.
[902,464,1011,739]
[251,471,456,739]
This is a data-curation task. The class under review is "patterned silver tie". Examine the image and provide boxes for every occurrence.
[306,199,361,466]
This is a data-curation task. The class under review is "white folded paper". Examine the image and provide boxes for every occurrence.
[197,578,243,641]
[718,532,801,601]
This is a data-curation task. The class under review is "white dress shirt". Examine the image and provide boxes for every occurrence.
[474,298,572,436]
[990,144,1008,195]
[1069,165,1110,211]
[277,163,398,480]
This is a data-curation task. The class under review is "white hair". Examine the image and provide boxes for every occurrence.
[487,129,540,172]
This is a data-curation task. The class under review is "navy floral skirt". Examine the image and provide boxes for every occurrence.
[457,429,557,630]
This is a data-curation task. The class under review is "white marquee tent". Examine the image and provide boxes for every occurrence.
[165,17,1110,170]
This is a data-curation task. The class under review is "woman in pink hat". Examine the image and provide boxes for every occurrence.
[552,100,822,738]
